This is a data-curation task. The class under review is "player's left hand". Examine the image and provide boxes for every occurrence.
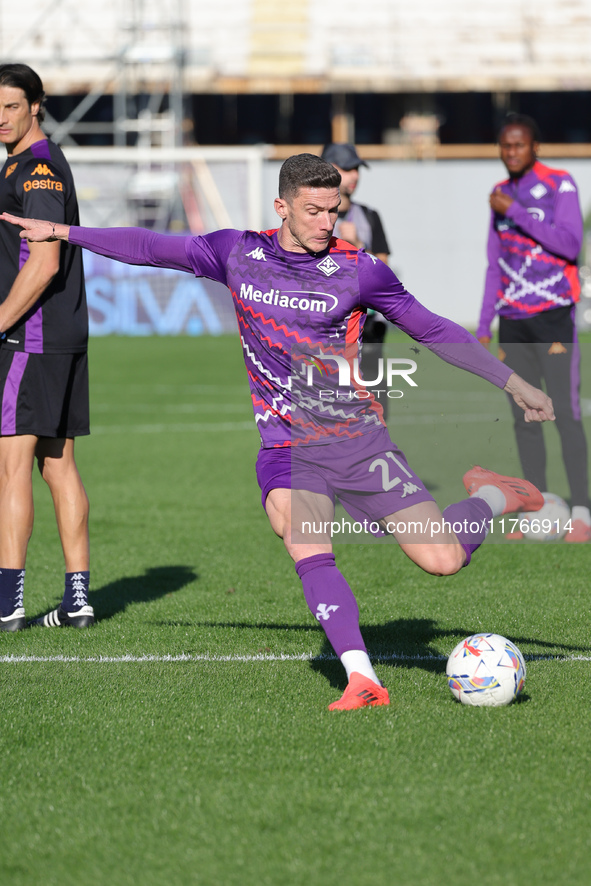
[489,188,513,215]
[0,212,59,241]
[504,372,555,423]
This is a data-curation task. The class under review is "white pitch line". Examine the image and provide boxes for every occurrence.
[1,652,589,664]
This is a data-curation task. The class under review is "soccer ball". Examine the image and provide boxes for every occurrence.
[446,633,526,707]
[520,492,571,541]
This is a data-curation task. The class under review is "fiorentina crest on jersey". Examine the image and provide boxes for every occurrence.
[530,183,547,199]
[316,256,340,277]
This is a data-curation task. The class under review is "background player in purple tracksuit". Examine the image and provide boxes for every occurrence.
[2,154,555,710]
[0,64,93,632]
[477,114,591,543]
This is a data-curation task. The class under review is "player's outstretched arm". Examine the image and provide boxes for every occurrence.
[504,372,555,423]
[0,212,69,242]
[2,213,196,272]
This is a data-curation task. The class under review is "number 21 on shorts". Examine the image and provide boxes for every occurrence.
[369,451,413,491]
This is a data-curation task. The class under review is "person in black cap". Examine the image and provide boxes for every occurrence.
[321,143,391,418]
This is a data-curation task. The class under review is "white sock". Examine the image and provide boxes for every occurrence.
[470,484,506,517]
[341,650,381,686]
[571,506,591,525]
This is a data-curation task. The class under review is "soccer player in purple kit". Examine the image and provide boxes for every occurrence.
[0,64,93,631]
[477,114,591,543]
[2,154,554,709]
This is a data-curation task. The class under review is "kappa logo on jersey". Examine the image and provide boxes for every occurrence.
[401,482,422,498]
[5,163,17,178]
[317,256,340,277]
[559,180,576,193]
[31,163,54,177]
[246,247,266,261]
[530,183,547,199]
[316,603,339,621]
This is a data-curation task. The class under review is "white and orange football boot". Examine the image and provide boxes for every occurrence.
[463,466,544,514]
[328,672,390,711]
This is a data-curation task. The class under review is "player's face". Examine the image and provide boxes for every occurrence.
[275,187,341,254]
[498,125,538,177]
[0,86,40,154]
[333,165,359,198]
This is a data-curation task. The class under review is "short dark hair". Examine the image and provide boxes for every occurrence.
[0,63,46,123]
[279,153,341,200]
[497,113,541,144]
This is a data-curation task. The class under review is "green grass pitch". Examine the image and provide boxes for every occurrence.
[1,333,590,886]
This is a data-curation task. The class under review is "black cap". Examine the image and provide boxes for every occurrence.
[321,143,369,170]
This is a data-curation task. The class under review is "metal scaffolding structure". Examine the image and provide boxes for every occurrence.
[11,0,197,228]
[21,0,187,149]
[112,0,186,149]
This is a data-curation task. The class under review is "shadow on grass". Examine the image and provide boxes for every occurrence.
[189,615,591,692]
[310,618,456,690]
[90,565,198,621]
[307,618,591,690]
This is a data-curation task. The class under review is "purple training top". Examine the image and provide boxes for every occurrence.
[68,225,512,448]
[478,160,583,339]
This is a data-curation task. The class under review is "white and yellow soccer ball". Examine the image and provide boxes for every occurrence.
[446,633,526,707]
[520,492,571,541]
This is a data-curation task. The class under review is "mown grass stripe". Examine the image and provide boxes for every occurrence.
[91,421,256,434]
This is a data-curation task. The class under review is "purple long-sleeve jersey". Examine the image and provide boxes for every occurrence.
[69,225,512,448]
[478,160,583,339]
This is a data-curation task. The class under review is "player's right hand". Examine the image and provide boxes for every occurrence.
[0,212,60,241]
[504,372,555,423]
[489,188,513,215]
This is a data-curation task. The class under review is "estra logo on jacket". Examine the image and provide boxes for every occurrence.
[23,178,63,193]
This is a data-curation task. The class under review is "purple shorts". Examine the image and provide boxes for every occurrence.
[255,427,435,524]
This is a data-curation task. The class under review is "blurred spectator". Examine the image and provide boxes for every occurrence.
[321,143,391,418]
[477,113,590,542]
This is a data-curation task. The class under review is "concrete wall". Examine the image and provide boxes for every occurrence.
[263,158,591,329]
